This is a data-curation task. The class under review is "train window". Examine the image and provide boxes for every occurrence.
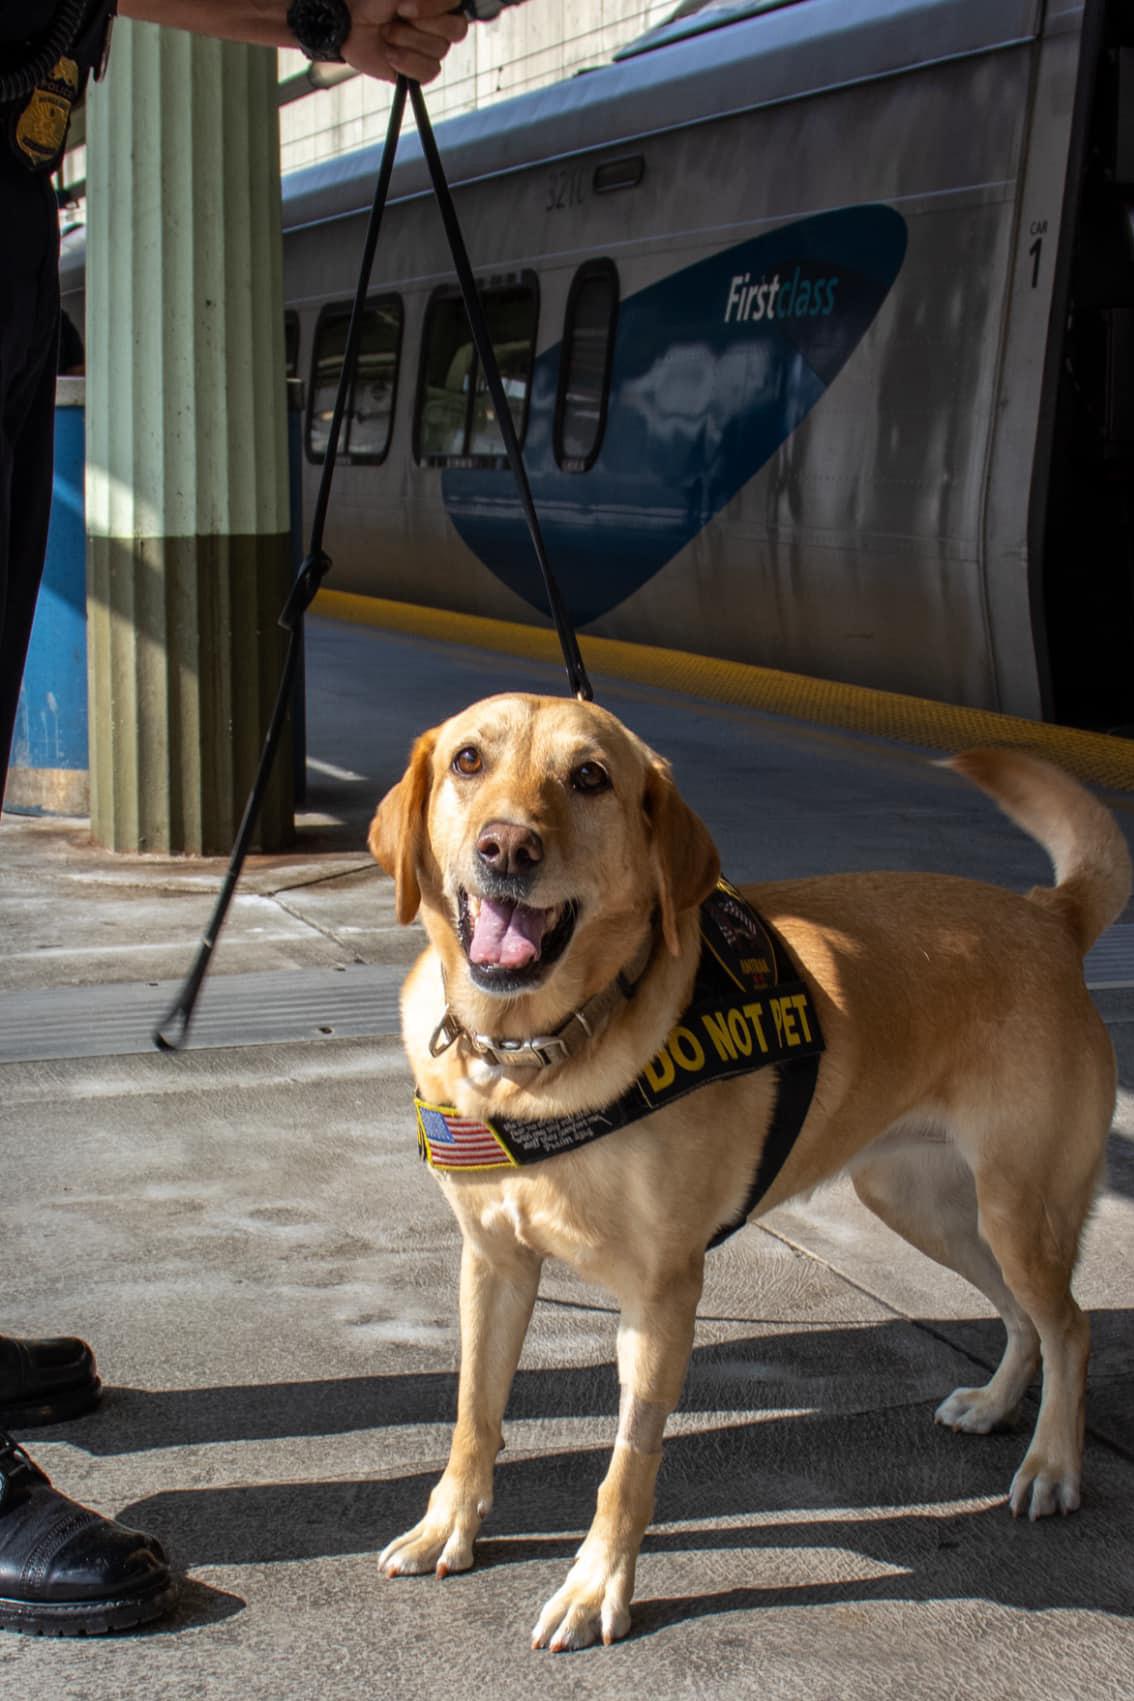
[469,286,539,454]
[418,296,475,459]
[284,311,300,380]
[350,298,404,458]
[306,296,403,464]
[555,260,618,471]
[415,273,539,465]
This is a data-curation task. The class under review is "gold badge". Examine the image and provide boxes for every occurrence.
[15,57,80,171]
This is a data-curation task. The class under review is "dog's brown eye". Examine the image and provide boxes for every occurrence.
[452,746,482,777]
[571,761,610,794]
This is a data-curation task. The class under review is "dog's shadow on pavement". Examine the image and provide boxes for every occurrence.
[112,1402,1134,1630]
[77,1309,1134,1634]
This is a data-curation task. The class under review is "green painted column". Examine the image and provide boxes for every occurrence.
[85,21,293,854]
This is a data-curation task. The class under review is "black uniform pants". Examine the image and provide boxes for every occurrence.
[0,169,60,802]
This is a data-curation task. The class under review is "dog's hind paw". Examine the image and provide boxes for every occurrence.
[531,1545,634,1651]
[934,1386,1015,1434]
[1009,1456,1081,1520]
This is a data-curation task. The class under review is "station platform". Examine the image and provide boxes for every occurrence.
[1,615,1132,1699]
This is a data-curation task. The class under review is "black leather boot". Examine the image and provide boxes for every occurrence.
[0,1435,178,1635]
[0,1335,101,1428]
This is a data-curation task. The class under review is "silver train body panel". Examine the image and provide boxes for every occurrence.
[62,0,1133,723]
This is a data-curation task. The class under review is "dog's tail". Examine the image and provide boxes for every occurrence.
[946,748,1132,954]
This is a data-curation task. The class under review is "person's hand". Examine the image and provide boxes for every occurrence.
[344,1,469,84]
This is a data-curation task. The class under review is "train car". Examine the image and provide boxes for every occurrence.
[62,0,1134,727]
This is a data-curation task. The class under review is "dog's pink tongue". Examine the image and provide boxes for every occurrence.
[469,898,549,968]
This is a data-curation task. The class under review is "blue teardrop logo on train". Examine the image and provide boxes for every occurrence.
[442,203,908,625]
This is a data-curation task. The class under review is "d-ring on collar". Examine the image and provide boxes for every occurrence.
[428,925,658,1071]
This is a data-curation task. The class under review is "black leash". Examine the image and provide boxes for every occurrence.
[407,82,591,702]
[153,75,592,1052]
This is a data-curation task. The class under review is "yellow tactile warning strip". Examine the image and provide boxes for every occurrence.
[313,589,1134,794]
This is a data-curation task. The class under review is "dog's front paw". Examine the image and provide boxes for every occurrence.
[1008,1452,1080,1520]
[379,1496,483,1578]
[531,1542,634,1651]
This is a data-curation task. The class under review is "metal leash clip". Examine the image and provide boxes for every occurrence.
[428,1009,464,1057]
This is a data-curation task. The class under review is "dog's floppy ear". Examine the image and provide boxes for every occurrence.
[368,730,438,924]
[644,758,720,955]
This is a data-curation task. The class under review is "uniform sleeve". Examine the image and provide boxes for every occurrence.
[0,4,70,44]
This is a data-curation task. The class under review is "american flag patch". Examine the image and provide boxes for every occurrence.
[415,1100,515,1171]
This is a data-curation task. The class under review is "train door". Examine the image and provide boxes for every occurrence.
[1039,0,1134,733]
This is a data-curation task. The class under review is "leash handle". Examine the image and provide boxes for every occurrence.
[154,76,591,1050]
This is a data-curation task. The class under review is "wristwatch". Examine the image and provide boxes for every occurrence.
[286,0,352,62]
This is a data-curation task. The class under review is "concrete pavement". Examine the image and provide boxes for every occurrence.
[1,616,1132,1699]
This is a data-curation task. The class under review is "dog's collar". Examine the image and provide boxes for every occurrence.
[427,924,658,1071]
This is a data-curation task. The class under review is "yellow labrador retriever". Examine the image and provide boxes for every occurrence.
[368,692,1130,1651]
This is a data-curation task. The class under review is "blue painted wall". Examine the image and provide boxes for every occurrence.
[12,403,89,777]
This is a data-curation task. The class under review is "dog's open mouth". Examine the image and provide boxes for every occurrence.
[457,888,578,991]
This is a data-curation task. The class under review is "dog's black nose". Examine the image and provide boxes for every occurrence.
[476,820,544,878]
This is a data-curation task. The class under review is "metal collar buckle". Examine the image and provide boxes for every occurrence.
[471,1031,571,1069]
[427,1010,585,1070]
